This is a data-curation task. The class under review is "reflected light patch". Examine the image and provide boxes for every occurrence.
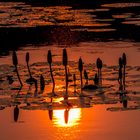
[53,108,81,127]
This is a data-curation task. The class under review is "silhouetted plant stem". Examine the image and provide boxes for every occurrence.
[26,52,32,78]
[118,67,123,86]
[15,66,23,87]
[63,49,68,94]
[118,57,123,87]
[65,66,68,94]
[12,51,23,87]
[122,53,127,90]
[84,70,88,85]
[49,64,55,93]
[94,73,98,85]
[73,74,76,92]
[96,58,102,86]
[100,69,102,85]
[47,50,55,95]
[27,63,32,78]
[40,74,45,91]
[78,57,83,90]
[35,79,38,92]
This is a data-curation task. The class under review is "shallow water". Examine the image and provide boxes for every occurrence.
[0,1,140,140]
[0,105,140,140]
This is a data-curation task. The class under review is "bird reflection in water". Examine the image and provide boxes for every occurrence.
[14,105,19,122]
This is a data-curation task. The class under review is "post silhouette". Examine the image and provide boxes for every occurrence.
[12,51,23,87]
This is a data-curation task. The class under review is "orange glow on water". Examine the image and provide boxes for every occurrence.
[53,108,81,127]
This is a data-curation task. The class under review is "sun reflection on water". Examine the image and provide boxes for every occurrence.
[53,108,81,127]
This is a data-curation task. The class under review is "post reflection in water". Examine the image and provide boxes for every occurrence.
[52,108,81,127]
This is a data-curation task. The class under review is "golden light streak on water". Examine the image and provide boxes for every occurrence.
[53,108,81,127]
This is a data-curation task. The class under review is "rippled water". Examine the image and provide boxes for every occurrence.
[0,1,140,140]
[0,2,140,28]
